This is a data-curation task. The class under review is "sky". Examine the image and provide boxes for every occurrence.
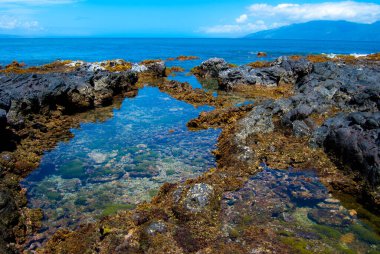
[0,0,380,37]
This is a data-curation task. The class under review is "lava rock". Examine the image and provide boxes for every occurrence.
[193,58,230,79]
[312,112,380,187]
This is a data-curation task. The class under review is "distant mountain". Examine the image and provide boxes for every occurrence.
[245,21,380,41]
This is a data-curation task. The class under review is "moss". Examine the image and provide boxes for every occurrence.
[350,224,380,245]
[101,203,136,217]
[312,224,342,239]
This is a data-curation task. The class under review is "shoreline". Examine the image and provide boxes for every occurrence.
[0,54,379,253]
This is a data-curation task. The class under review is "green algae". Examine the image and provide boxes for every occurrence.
[312,224,342,239]
[281,237,314,254]
[350,224,380,245]
[101,203,136,217]
[46,191,62,201]
[60,159,86,179]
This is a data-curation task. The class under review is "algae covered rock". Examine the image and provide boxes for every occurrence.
[184,183,214,213]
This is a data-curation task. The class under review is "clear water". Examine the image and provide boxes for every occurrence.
[22,87,220,235]
[222,168,380,253]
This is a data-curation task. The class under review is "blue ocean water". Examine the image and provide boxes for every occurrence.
[1,38,379,67]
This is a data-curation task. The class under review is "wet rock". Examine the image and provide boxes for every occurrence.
[217,57,312,91]
[184,183,214,212]
[312,112,380,188]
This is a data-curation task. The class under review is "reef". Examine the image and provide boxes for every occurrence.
[0,53,380,254]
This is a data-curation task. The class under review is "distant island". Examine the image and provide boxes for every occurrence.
[245,20,380,41]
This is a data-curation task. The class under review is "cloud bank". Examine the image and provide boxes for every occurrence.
[203,1,380,35]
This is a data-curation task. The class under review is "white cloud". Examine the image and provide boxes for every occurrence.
[201,20,272,34]
[0,15,40,30]
[202,1,380,35]
[236,14,248,23]
[248,1,380,24]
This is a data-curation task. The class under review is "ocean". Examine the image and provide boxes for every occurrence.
[1,38,379,66]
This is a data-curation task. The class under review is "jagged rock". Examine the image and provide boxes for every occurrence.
[184,183,214,212]
[214,56,312,91]
[312,112,380,187]
[0,70,138,127]
[192,58,229,79]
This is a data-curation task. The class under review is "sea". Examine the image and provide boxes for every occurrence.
[1,38,379,66]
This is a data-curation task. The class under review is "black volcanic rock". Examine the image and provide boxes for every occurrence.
[312,112,380,187]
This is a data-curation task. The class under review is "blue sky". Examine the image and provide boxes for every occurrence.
[0,0,380,37]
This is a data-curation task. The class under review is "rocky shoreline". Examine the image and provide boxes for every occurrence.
[0,54,379,253]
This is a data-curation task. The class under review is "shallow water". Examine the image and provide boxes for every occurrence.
[22,87,220,236]
[222,167,380,253]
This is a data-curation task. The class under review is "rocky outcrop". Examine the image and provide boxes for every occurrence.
[203,57,380,207]
[312,112,380,188]
[0,60,166,130]
[195,57,312,91]
[191,58,230,79]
